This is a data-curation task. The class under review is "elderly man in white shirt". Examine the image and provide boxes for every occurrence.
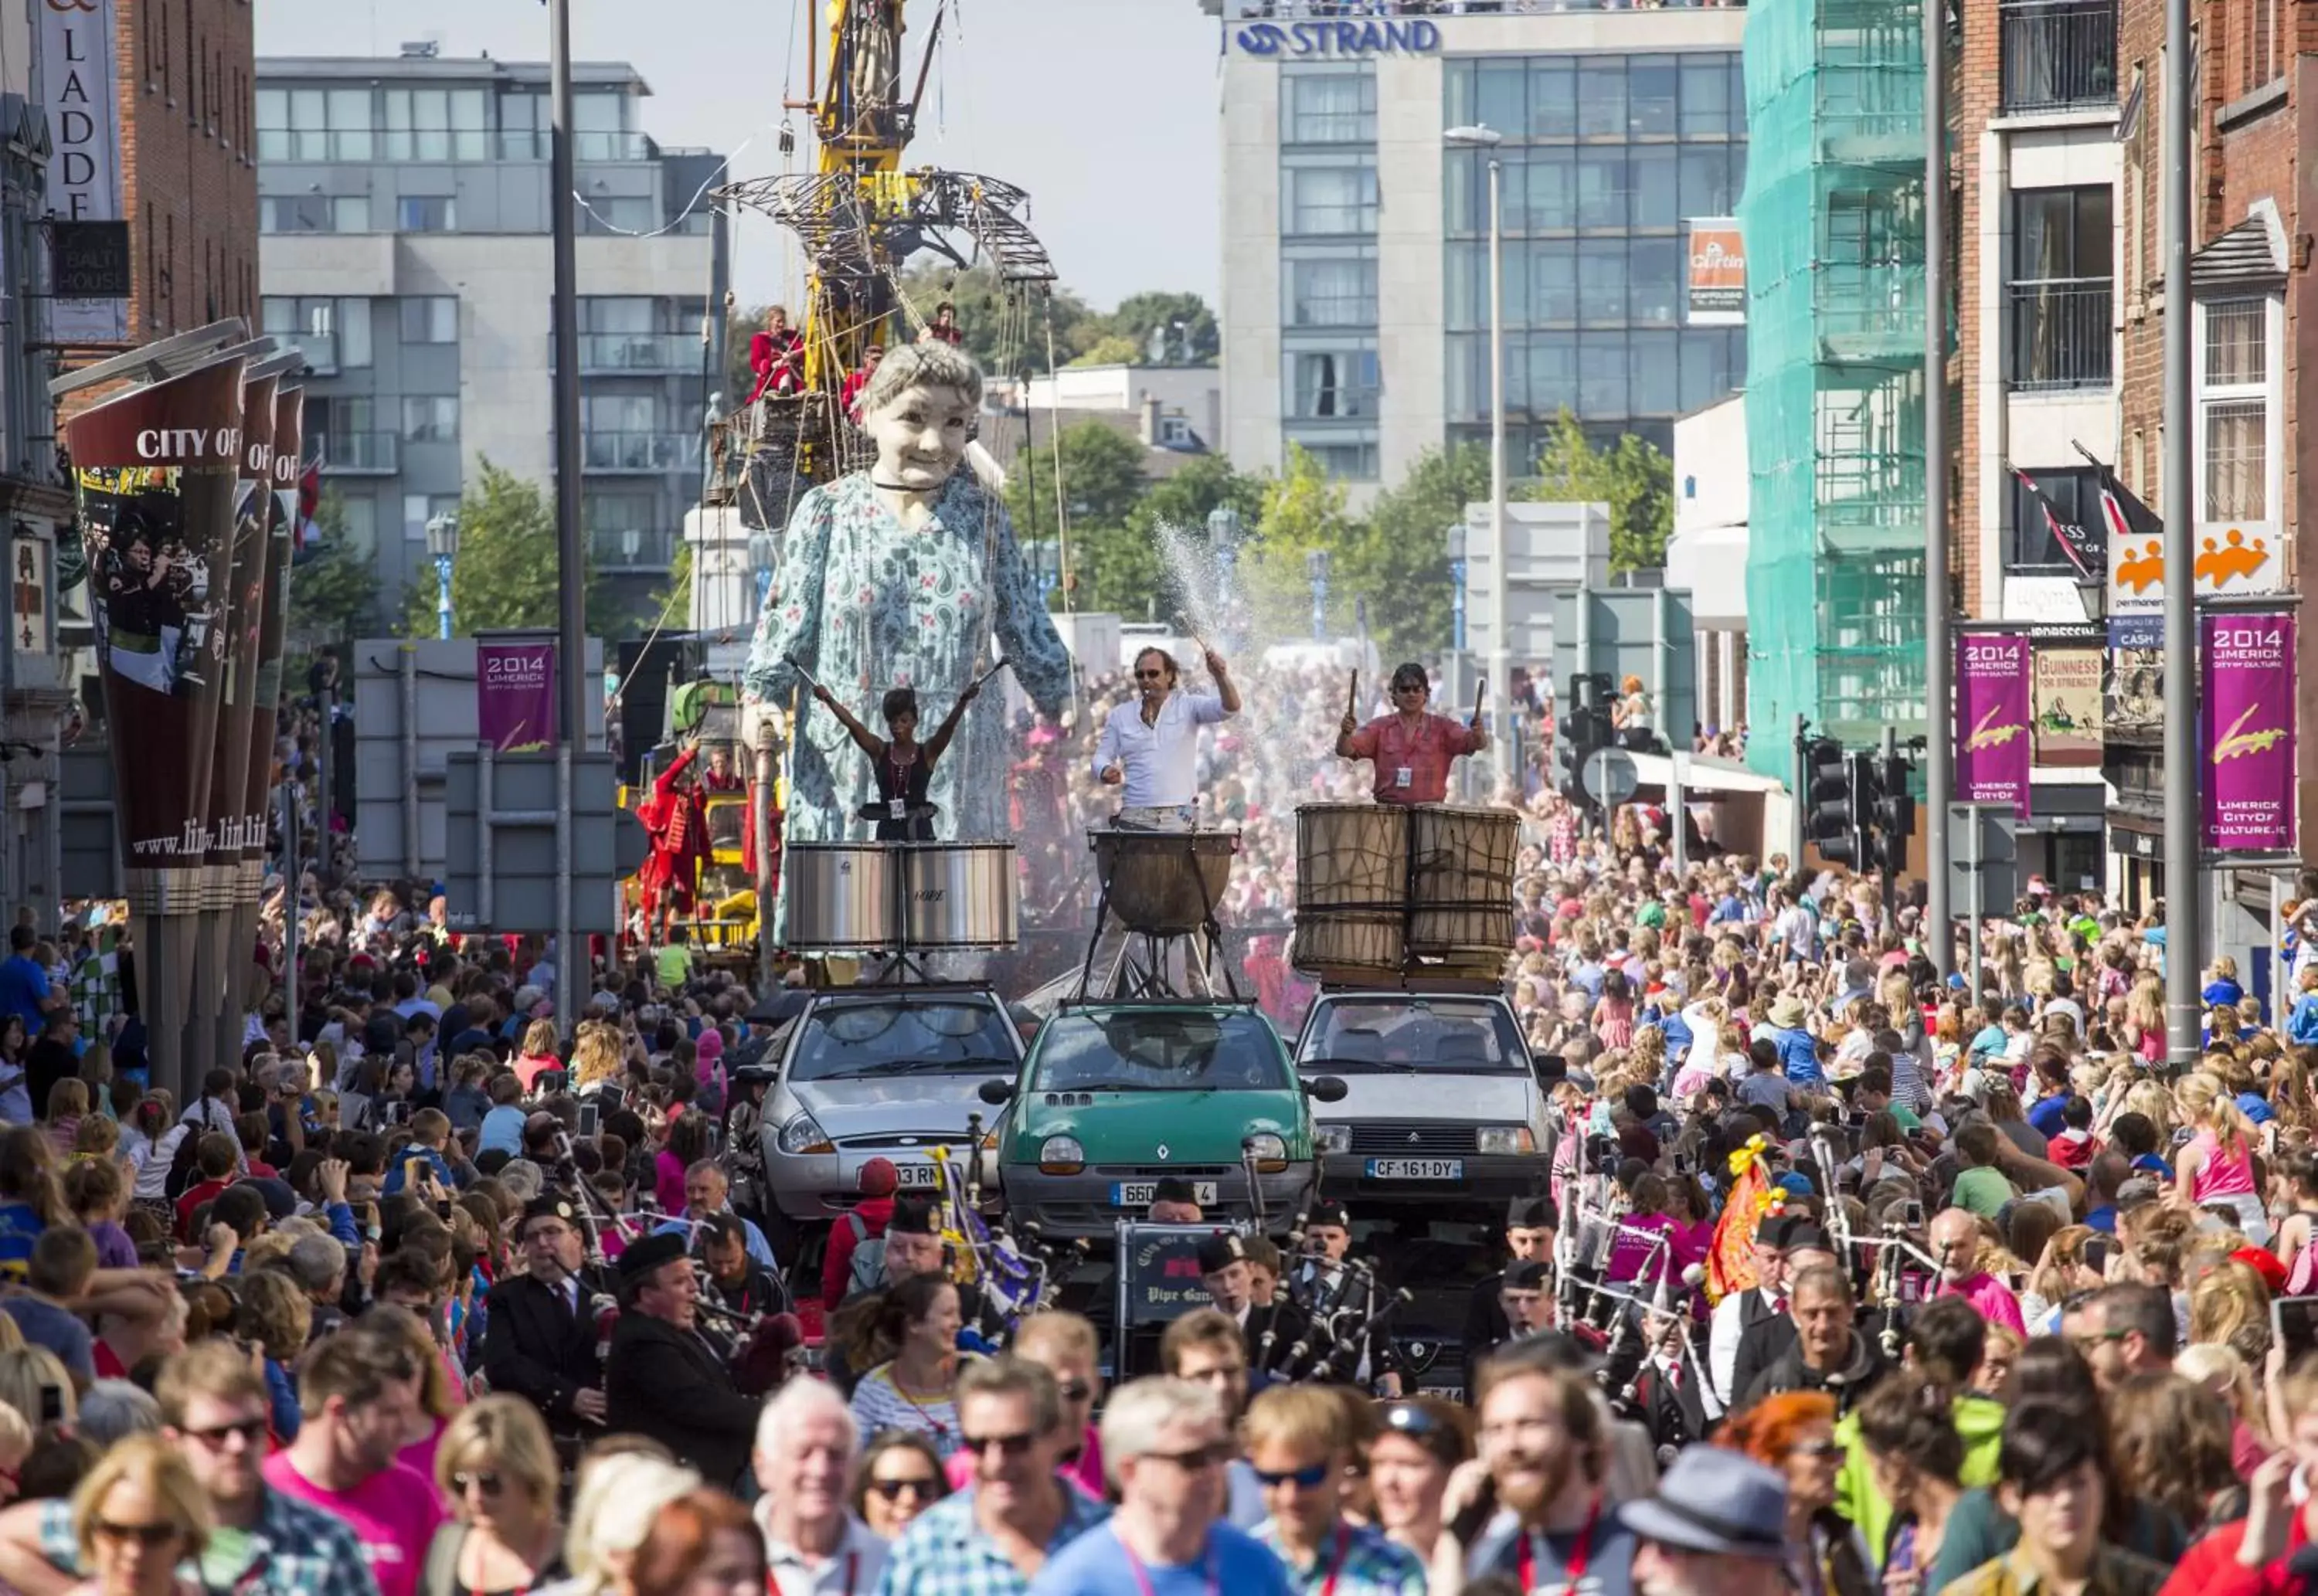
[1093,643,1242,828]
[753,1377,889,1596]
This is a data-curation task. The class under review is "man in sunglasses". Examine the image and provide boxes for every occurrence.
[1031,1376,1291,1596]
[1244,1385,1426,1595]
[0,1339,375,1596]
[753,1378,888,1596]
[1334,661,1487,806]
[1093,646,1240,830]
[882,1358,1110,1596]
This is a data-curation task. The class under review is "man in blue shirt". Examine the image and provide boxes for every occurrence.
[653,1160,778,1272]
[1759,993,1824,1088]
[0,926,56,1037]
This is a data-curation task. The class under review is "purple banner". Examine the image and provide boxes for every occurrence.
[478,637,556,753]
[2201,610,2297,853]
[1954,631,2033,818]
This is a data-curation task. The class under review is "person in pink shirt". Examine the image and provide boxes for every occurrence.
[1928,1207,2027,1334]
[260,1317,448,1596]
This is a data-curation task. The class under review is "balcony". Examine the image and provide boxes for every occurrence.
[280,331,338,376]
[593,527,676,570]
[2000,0,2118,114]
[319,432,397,474]
[581,431,703,474]
[553,333,698,374]
[2008,277,2113,390]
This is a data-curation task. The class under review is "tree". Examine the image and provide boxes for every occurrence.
[399,460,623,640]
[1067,334,1142,368]
[1239,443,1357,640]
[1335,443,1487,662]
[1106,291,1219,366]
[1525,409,1674,576]
[1007,419,1150,548]
[286,488,381,647]
[721,303,766,409]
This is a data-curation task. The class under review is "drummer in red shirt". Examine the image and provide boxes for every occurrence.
[1334,661,1489,804]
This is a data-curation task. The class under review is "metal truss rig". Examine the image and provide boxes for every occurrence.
[713,168,1058,292]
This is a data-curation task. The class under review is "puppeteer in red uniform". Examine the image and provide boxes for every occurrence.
[635,742,712,929]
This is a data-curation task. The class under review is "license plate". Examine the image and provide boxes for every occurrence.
[891,1163,943,1187]
[1111,1180,1219,1207]
[1365,1158,1463,1180]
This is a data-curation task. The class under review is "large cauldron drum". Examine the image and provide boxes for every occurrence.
[1078,827,1243,1000]
[1292,803,1517,978]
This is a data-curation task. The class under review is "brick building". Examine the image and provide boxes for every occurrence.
[117,0,260,338]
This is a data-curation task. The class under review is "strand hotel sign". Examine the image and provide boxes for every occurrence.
[1233,18,1442,55]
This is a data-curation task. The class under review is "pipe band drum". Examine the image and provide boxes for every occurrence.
[899,842,1017,950]
[1293,803,1409,972]
[1089,829,1239,936]
[1406,805,1518,964]
[784,843,893,951]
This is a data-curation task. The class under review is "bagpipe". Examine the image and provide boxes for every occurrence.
[923,1113,1071,1351]
[1259,1224,1416,1388]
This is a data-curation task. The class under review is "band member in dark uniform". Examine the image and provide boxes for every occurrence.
[480,1194,615,1440]
[1286,1201,1404,1396]
[1620,1309,1713,1466]
[1728,1219,1838,1412]
[812,677,983,841]
[1460,1195,1558,1377]
[695,1211,790,1357]
[1197,1232,1310,1384]
[604,1231,757,1487]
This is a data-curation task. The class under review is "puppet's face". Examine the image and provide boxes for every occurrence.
[863,382,973,491]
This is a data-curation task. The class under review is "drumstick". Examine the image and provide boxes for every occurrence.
[974,658,1014,691]
[1346,670,1358,719]
[783,653,826,697]
[1472,677,1485,726]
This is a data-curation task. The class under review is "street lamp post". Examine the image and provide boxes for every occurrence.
[1306,548,1331,643]
[1446,123,1509,790]
[424,511,460,640]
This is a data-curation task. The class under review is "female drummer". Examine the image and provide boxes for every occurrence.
[810,678,981,841]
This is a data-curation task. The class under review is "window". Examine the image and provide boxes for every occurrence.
[1285,257,1377,328]
[403,493,461,542]
[580,297,656,334]
[2201,295,2273,522]
[1293,440,1378,480]
[259,195,366,234]
[573,92,636,161]
[2010,187,2113,388]
[2008,466,2099,569]
[1628,57,1679,137]
[1575,150,1627,229]
[254,86,372,160]
[1287,164,1378,235]
[1282,72,1375,144]
[338,298,373,368]
[499,91,547,159]
[338,495,378,555]
[2244,0,2280,92]
[583,392,661,434]
[399,397,459,443]
[399,297,458,344]
[383,88,487,161]
[262,295,369,371]
[579,197,657,236]
[397,196,456,233]
[1286,348,1380,420]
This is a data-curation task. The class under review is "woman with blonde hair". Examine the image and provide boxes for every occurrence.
[423,1396,566,1596]
[0,1345,75,1430]
[2020,1226,2106,1331]
[66,1433,209,1596]
[2174,1341,2274,1477]
[564,1451,701,1596]
[2187,1257,2272,1367]
[2123,973,2167,1065]
[514,1020,563,1093]
[2106,1370,2246,1536]
[571,1023,625,1094]
[2174,1072,2268,1241]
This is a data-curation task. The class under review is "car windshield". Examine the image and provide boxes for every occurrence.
[1032,1011,1289,1093]
[788,1000,1019,1082]
[1298,998,1528,1072]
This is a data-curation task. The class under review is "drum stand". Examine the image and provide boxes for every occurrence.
[1076,851,1242,1005]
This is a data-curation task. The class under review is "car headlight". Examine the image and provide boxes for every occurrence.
[775,1111,834,1156]
[1315,1124,1352,1155]
[1476,1126,1538,1156]
[1246,1132,1288,1172]
[1038,1135,1086,1174]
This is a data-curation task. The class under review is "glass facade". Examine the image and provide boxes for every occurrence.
[1280,62,1382,479]
[1443,52,1749,460]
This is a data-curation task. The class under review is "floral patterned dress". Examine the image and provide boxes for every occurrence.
[742,469,1072,866]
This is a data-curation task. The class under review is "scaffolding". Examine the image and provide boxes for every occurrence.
[1741,0,1931,777]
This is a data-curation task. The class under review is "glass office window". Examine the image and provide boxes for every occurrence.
[1575,150,1627,229]
[1283,72,1376,144]
[1288,164,1378,235]
[1529,61,1577,138]
[399,297,458,343]
[1530,242,1577,324]
[1286,257,1378,328]
[1630,239,1682,325]
[1577,70,1626,138]
[1578,240,1626,325]
[1631,147,1679,229]
[1630,58,1680,137]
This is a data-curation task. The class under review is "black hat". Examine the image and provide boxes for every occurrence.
[1506,1195,1558,1231]
[1151,1177,1198,1206]
[617,1230,689,1282]
[521,1193,579,1232]
[1308,1200,1350,1231]
[889,1194,940,1237]
[1783,1222,1834,1254]
[1504,1259,1552,1291]
[1195,1233,1249,1275]
[1758,1214,1801,1248]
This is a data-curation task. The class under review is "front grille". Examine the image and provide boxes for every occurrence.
[1086,1164,1236,1179]
[836,1133,973,1151]
[1345,1123,1479,1156]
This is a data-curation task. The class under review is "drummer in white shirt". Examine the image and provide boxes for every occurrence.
[1094,644,1242,828]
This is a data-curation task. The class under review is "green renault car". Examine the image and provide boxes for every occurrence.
[979,1003,1345,1241]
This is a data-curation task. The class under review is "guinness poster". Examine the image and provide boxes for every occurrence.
[63,351,248,874]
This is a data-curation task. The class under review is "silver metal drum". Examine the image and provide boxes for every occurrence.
[783,844,895,951]
[899,843,1018,950]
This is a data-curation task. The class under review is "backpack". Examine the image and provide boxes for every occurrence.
[165,1102,228,1200]
[842,1210,888,1296]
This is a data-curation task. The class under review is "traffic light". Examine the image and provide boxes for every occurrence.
[1803,738,1857,864]
[1557,674,1617,810]
[1871,750,1916,871]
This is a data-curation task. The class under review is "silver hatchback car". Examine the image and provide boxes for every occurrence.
[740,984,1025,1250]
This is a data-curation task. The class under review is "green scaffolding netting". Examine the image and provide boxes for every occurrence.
[1741,0,1933,776]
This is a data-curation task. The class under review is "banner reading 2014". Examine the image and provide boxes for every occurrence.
[1953,631,2032,818]
[2201,610,2298,853]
